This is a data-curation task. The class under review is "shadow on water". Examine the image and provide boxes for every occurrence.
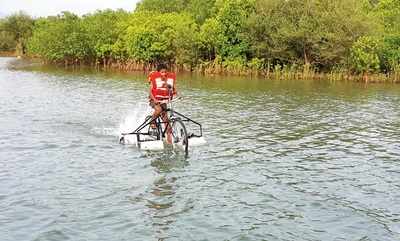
[142,149,190,240]
[148,148,189,173]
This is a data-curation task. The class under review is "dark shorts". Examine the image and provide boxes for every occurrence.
[149,98,167,111]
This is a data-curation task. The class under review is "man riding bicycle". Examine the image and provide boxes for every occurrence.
[148,64,177,144]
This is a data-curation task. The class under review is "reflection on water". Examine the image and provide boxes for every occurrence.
[147,152,190,240]
[149,150,190,173]
[147,175,176,240]
[1,58,400,241]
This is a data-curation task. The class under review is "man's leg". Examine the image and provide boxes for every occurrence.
[161,112,172,144]
[152,104,162,119]
[150,103,162,128]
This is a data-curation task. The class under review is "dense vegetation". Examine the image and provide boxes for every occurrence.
[1,0,400,80]
[0,11,34,55]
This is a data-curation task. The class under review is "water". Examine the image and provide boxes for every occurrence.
[1,57,400,241]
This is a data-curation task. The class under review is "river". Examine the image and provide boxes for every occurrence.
[1,57,400,241]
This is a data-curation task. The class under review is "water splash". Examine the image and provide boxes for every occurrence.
[119,102,151,134]
[118,102,152,144]
[89,103,152,140]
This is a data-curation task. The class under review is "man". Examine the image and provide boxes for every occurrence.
[148,64,177,144]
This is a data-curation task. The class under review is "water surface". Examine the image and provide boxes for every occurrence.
[1,57,400,241]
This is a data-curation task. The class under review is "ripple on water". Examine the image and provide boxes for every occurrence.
[1,58,400,240]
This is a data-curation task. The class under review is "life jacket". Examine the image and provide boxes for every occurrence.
[148,71,177,102]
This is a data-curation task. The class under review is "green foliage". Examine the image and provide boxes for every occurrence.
[0,11,34,54]
[222,56,247,74]
[135,0,188,13]
[21,0,400,76]
[248,57,264,71]
[380,35,400,72]
[123,11,199,66]
[28,12,90,62]
[123,12,161,63]
[350,36,381,73]
[375,0,400,33]
[199,18,223,60]
[247,0,375,70]
[213,0,254,59]
[82,9,129,60]
[0,21,15,51]
[136,0,217,24]
[360,0,400,73]
[186,0,216,24]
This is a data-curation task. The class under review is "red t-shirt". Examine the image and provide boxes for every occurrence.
[148,71,177,102]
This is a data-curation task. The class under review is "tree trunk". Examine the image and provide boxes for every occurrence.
[303,45,309,66]
[15,40,23,57]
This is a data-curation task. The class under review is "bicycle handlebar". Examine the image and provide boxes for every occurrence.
[170,96,182,103]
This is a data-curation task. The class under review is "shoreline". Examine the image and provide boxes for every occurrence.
[0,52,18,57]
[4,56,400,84]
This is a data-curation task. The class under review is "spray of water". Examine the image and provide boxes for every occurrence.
[91,102,151,143]
[118,102,152,144]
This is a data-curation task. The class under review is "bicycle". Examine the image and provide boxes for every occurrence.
[119,94,203,158]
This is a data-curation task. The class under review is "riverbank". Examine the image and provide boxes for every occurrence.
[0,51,18,57]
[8,56,400,84]
[6,2,400,85]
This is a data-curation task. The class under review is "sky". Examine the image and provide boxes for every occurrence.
[0,0,141,17]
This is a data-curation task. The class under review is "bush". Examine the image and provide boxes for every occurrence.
[350,36,381,74]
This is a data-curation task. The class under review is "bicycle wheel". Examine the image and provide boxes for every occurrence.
[171,119,188,157]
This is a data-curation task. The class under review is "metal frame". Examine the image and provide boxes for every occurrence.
[121,108,202,147]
